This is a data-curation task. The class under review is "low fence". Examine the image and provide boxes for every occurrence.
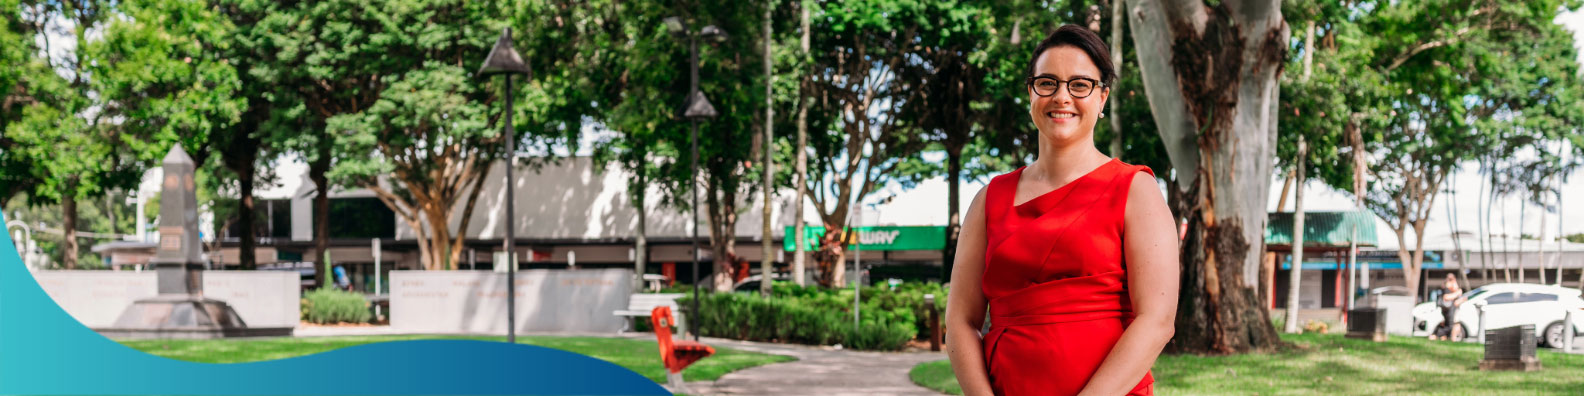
[390,269,633,333]
[32,270,301,328]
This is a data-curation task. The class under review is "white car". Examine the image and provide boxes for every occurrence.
[1412,283,1584,348]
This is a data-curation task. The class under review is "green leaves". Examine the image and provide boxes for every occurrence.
[328,62,494,187]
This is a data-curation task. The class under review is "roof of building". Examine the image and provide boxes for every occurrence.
[1266,211,1378,248]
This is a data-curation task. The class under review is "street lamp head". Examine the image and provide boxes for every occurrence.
[683,91,719,120]
[663,17,687,38]
[700,25,728,44]
[476,27,531,78]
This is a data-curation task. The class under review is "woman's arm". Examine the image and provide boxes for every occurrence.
[946,188,994,396]
[1078,172,1180,396]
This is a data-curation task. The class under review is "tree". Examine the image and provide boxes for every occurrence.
[791,0,812,286]
[801,0,958,287]
[305,0,515,271]
[9,0,238,269]
[569,1,776,291]
[94,0,262,269]
[1276,1,1354,333]
[894,0,988,283]
[11,0,118,269]
[1127,0,1289,353]
[1356,0,1583,299]
[0,0,70,208]
[223,0,387,284]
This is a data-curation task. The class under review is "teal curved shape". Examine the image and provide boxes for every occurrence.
[0,212,670,395]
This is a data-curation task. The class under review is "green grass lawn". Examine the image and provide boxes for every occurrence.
[910,332,1584,395]
[118,335,793,384]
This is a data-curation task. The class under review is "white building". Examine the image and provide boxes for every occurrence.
[115,157,811,291]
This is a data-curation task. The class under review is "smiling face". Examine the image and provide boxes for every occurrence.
[1028,45,1109,147]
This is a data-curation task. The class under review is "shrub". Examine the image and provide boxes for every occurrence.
[302,288,371,324]
[675,281,938,350]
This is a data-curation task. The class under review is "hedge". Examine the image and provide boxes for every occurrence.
[301,288,372,324]
[673,281,946,351]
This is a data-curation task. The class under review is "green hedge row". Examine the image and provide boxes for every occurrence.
[301,288,371,324]
[673,281,947,351]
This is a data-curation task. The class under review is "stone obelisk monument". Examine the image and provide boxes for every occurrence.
[98,145,290,339]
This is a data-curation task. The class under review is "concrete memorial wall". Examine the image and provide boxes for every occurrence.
[33,270,300,328]
[202,271,302,328]
[34,271,157,327]
[390,269,633,333]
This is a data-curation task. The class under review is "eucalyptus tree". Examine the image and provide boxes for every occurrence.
[1356,0,1583,298]
[1127,0,1290,353]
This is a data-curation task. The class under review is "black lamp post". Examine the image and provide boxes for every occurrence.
[476,27,530,344]
[666,16,725,342]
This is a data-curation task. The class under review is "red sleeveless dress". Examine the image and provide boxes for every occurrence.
[981,158,1155,396]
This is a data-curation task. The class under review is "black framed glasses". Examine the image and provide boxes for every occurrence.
[1026,76,1103,98]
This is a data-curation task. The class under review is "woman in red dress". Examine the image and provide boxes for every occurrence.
[944,25,1179,396]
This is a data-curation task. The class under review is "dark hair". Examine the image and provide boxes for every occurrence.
[1027,25,1115,87]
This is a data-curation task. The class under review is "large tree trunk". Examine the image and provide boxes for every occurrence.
[814,221,848,288]
[705,175,740,292]
[238,163,256,270]
[1446,171,1468,288]
[942,147,962,283]
[310,147,331,288]
[1275,171,1293,212]
[1476,160,1488,281]
[1391,227,1417,297]
[1109,0,1125,158]
[761,1,775,297]
[445,164,489,271]
[1518,197,1526,283]
[1129,0,1288,353]
[61,189,77,270]
[1556,153,1566,284]
[1537,187,1547,284]
[792,0,811,287]
[1283,137,1305,334]
[635,171,648,293]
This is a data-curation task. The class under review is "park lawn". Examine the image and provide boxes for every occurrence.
[118,335,793,384]
[910,332,1584,395]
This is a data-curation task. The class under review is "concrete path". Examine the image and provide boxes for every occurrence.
[288,325,950,395]
[674,337,948,396]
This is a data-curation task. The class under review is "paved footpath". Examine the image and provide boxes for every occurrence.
[292,325,950,395]
[675,337,948,396]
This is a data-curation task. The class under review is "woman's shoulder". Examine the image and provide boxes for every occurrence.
[988,167,1024,185]
[1113,159,1155,178]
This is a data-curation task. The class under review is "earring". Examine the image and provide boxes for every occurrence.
[1100,112,1106,119]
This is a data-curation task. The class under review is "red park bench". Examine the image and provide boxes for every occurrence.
[650,305,714,390]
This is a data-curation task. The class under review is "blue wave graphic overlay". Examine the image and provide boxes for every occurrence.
[0,212,670,396]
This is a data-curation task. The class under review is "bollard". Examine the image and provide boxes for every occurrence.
[1481,324,1541,371]
[1566,309,1576,352]
[925,294,940,352]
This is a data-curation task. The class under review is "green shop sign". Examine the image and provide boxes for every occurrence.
[782,225,946,251]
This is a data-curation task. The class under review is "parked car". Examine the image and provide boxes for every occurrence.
[1412,283,1584,347]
